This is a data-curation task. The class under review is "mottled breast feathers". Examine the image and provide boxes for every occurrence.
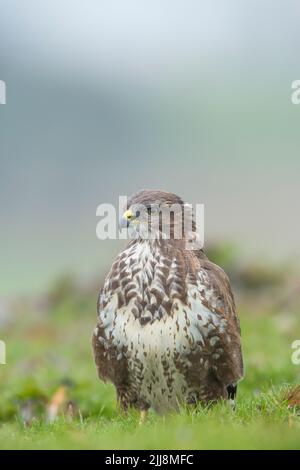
[92,191,243,414]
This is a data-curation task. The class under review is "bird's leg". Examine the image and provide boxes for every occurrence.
[139,409,148,425]
[117,401,128,417]
[116,387,130,416]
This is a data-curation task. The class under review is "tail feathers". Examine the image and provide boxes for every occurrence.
[227,384,237,409]
[227,384,237,400]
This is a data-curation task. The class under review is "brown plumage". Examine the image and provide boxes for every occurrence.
[92,190,243,415]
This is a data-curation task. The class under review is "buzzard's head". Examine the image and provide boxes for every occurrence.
[120,190,195,243]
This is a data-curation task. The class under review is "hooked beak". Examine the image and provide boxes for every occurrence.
[119,209,133,228]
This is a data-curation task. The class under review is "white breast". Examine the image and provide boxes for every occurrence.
[99,242,226,411]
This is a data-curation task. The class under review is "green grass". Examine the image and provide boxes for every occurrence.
[1,402,300,450]
[0,282,300,449]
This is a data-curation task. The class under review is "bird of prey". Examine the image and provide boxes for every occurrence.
[92,190,243,419]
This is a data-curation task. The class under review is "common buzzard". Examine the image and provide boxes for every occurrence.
[92,190,243,419]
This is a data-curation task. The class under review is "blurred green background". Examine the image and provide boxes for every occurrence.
[1,0,300,449]
[1,0,300,295]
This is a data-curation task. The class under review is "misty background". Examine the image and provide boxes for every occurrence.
[1,0,300,296]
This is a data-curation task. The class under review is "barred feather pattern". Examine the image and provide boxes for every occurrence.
[93,238,243,413]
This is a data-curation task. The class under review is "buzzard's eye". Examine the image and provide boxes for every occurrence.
[135,210,140,218]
